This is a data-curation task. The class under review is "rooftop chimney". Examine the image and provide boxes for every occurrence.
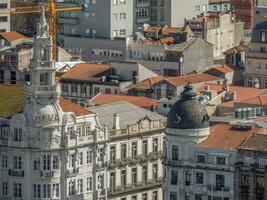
[113,114,120,130]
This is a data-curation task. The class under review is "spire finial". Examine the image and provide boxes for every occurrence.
[40,6,47,26]
[180,84,197,101]
[36,6,49,38]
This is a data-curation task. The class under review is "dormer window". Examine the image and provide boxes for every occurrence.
[261,31,267,42]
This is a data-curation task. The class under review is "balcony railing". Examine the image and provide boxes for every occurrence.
[208,186,230,192]
[8,169,24,177]
[66,168,79,177]
[40,170,55,177]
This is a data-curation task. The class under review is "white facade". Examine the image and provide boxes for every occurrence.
[0,11,108,200]
[0,0,10,32]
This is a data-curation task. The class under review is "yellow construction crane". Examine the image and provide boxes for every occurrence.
[1,0,87,60]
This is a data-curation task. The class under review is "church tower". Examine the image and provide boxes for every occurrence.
[23,7,62,129]
[25,7,60,105]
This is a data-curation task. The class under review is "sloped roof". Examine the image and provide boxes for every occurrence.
[130,76,165,90]
[89,93,157,108]
[197,83,265,108]
[166,73,223,87]
[167,37,197,52]
[240,95,267,106]
[90,101,166,129]
[0,84,93,118]
[204,65,234,76]
[60,63,109,81]
[197,123,261,150]
[0,32,27,42]
[239,130,267,152]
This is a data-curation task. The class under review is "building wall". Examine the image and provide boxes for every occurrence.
[0,0,10,32]
[60,36,126,62]
[165,0,208,27]
[208,1,231,12]
[181,38,214,75]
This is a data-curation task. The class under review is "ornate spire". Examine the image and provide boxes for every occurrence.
[180,84,197,101]
[37,6,49,38]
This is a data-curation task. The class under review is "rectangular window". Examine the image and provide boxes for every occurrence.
[216,174,225,190]
[171,170,178,185]
[14,128,22,141]
[142,166,148,182]
[79,152,83,166]
[69,154,74,168]
[185,171,191,185]
[87,149,92,164]
[120,13,126,20]
[195,194,203,200]
[121,143,127,161]
[216,156,226,165]
[142,140,148,155]
[110,172,116,189]
[132,168,137,184]
[53,155,59,169]
[43,184,51,198]
[120,29,126,36]
[97,174,104,189]
[0,71,4,83]
[0,16,7,23]
[110,146,116,162]
[196,172,204,184]
[121,170,126,187]
[170,191,177,200]
[13,183,22,198]
[0,4,8,9]
[2,181,8,196]
[153,163,158,180]
[33,184,41,198]
[153,138,158,153]
[78,179,83,194]
[132,142,137,158]
[153,191,158,200]
[172,145,179,160]
[85,125,91,136]
[197,154,206,163]
[68,180,75,196]
[2,155,7,169]
[52,184,59,198]
[87,177,92,191]
[43,154,51,170]
[13,156,22,170]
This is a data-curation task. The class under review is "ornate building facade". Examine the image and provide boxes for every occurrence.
[0,10,107,200]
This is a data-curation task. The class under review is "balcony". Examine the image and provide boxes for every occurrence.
[40,170,55,178]
[208,185,230,192]
[165,159,181,167]
[58,17,79,25]
[66,168,79,177]
[96,161,107,170]
[246,51,267,59]
[107,178,162,197]
[8,169,24,177]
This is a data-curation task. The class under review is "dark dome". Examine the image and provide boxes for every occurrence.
[252,21,267,43]
[167,85,209,129]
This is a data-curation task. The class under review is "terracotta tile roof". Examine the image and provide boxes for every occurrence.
[239,130,267,152]
[166,73,223,87]
[197,123,261,150]
[60,63,109,81]
[0,84,93,118]
[89,93,157,108]
[162,26,182,35]
[0,84,26,118]
[204,65,234,76]
[144,26,161,33]
[130,76,165,90]
[59,97,94,116]
[240,95,267,106]
[197,83,264,108]
[159,37,175,44]
[0,32,27,42]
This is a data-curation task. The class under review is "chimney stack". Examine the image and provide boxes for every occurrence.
[113,114,120,130]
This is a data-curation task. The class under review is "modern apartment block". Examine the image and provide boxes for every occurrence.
[58,0,134,39]
[0,0,10,32]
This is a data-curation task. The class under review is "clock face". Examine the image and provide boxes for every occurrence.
[174,114,181,125]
